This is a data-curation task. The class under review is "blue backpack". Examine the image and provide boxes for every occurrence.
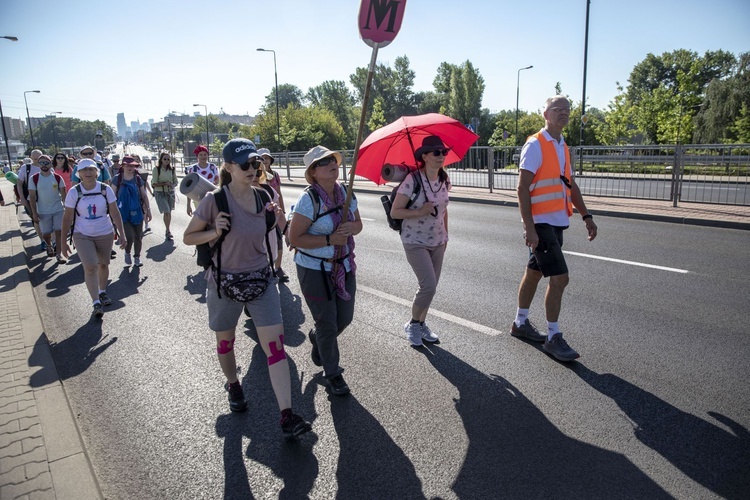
[113,174,144,224]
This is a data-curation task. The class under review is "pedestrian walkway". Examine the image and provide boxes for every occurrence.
[0,182,101,499]
[0,173,748,499]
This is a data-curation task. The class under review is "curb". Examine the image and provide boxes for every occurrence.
[10,210,104,500]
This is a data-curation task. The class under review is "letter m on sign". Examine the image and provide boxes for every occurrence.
[359,0,407,48]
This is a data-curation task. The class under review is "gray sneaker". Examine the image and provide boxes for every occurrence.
[421,323,439,343]
[404,322,423,347]
[510,319,546,342]
[124,253,132,266]
[543,333,580,362]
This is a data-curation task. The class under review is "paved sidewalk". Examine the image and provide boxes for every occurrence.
[0,182,101,500]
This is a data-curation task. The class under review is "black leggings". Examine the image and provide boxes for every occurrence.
[123,222,143,257]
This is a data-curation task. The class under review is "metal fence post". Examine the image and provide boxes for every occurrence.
[488,147,494,193]
[671,144,681,207]
[285,150,290,180]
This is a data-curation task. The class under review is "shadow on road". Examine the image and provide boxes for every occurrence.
[278,284,306,348]
[144,238,176,262]
[216,336,319,499]
[185,271,207,304]
[33,323,117,385]
[418,345,670,498]
[573,364,750,499]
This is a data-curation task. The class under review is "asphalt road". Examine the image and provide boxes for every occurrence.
[23,185,750,499]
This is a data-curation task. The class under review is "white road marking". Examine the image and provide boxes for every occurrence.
[360,217,376,222]
[563,251,690,273]
[358,284,503,336]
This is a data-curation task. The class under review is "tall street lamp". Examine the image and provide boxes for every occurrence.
[0,100,14,168]
[515,66,533,146]
[257,48,280,150]
[46,112,62,152]
[24,90,41,148]
[2,36,18,41]
[193,104,209,156]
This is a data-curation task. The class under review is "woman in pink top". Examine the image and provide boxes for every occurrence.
[53,153,73,190]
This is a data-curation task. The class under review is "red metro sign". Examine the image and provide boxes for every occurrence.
[358,0,407,48]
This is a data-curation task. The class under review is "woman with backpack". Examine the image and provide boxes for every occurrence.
[390,135,452,347]
[151,152,178,240]
[186,145,218,217]
[257,148,289,282]
[112,155,152,267]
[60,159,127,319]
[288,145,363,397]
[183,138,312,439]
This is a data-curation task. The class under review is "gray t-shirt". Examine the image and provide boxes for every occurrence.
[194,187,270,276]
[29,172,65,214]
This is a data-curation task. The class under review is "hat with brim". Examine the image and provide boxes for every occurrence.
[80,145,95,154]
[257,148,275,164]
[38,155,52,163]
[414,135,450,161]
[121,155,141,167]
[222,138,260,165]
[303,146,343,184]
[76,159,99,171]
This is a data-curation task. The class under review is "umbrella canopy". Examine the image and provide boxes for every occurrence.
[355,113,479,185]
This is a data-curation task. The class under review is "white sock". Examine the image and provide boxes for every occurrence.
[547,321,560,339]
[515,308,529,327]
[93,300,101,306]
[98,289,106,295]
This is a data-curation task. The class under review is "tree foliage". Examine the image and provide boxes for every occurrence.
[26,118,114,151]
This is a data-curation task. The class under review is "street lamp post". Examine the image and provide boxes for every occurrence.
[24,90,40,148]
[46,112,62,152]
[257,48,280,150]
[0,100,14,169]
[165,113,173,156]
[515,66,533,146]
[193,104,209,156]
[2,36,18,41]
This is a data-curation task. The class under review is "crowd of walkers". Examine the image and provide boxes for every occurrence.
[9,96,598,439]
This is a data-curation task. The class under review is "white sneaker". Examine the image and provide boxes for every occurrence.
[124,253,132,266]
[421,323,439,343]
[134,257,143,267]
[404,322,423,347]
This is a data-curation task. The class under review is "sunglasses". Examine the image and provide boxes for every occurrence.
[54,156,66,160]
[161,157,171,161]
[39,161,52,166]
[314,157,337,168]
[81,151,94,156]
[429,149,450,157]
[235,159,261,171]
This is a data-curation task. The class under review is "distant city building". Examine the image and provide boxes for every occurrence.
[1,117,27,140]
[117,113,127,139]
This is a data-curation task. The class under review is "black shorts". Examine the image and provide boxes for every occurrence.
[527,223,568,277]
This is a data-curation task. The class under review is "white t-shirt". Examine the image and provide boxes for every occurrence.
[29,172,65,214]
[64,182,117,237]
[190,163,219,184]
[17,164,41,200]
[396,170,450,246]
[519,129,573,227]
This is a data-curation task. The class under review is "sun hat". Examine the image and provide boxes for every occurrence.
[222,138,260,165]
[80,145,95,154]
[121,155,141,166]
[303,145,343,184]
[414,135,450,161]
[257,148,275,164]
[76,159,99,171]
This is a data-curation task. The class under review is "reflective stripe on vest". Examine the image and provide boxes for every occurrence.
[528,132,573,217]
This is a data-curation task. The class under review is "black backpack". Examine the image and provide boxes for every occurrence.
[380,172,422,232]
[196,186,276,274]
[20,164,32,201]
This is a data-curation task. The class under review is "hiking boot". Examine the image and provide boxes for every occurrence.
[224,381,248,412]
[308,330,322,366]
[134,257,143,267]
[421,323,439,343]
[143,226,151,234]
[328,374,350,396]
[404,322,423,347]
[92,303,104,319]
[124,253,132,266]
[510,319,546,342]
[281,412,312,439]
[98,291,112,306]
[111,249,117,259]
[40,241,47,252]
[543,333,580,362]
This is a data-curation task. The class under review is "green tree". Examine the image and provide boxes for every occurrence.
[306,80,357,144]
[250,105,346,152]
[265,83,304,110]
[694,52,750,143]
[29,118,114,151]
[730,103,750,142]
[367,98,387,132]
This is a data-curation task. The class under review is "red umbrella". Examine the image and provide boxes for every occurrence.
[355,113,479,185]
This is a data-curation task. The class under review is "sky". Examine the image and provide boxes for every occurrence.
[1,0,748,131]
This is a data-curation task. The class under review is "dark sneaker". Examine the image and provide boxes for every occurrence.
[111,249,117,259]
[143,226,152,234]
[404,322,423,347]
[421,323,439,343]
[243,305,252,318]
[309,330,322,366]
[124,253,132,266]
[328,374,350,396]
[543,333,580,362]
[281,412,312,439]
[92,303,104,319]
[224,381,248,412]
[510,319,546,342]
[98,292,112,306]
[276,268,290,283]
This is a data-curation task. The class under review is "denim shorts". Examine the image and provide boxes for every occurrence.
[39,212,63,234]
[527,223,568,277]
[206,276,282,331]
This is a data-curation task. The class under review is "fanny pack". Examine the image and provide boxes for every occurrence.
[215,266,271,303]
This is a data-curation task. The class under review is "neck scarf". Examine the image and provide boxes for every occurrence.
[311,182,356,300]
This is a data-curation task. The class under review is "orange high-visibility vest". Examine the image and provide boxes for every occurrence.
[528,132,573,217]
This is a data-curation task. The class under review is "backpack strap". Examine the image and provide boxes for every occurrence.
[211,187,230,298]
[30,172,40,189]
[253,187,278,278]
[304,185,343,223]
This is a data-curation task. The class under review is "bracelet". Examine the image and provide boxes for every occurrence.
[582,214,593,221]
[325,234,331,246]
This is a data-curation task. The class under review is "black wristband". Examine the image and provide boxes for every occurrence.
[582,214,593,221]
[325,234,331,246]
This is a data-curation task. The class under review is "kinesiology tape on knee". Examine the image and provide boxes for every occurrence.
[217,338,235,355]
[267,334,287,365]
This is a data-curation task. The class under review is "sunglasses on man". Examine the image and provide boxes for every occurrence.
[39,161,52,167]
[81,151,94,156]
